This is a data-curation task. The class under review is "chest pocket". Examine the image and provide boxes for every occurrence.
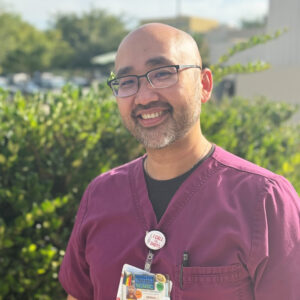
[178,263,254,300]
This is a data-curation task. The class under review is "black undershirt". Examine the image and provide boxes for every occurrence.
[143,145,215,222]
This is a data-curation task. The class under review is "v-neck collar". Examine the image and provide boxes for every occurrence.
[128,146,221,233]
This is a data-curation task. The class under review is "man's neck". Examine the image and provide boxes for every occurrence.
[145,127,211,180]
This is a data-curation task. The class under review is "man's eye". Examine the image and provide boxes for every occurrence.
[120,79,135,87]
[154,70,173,79]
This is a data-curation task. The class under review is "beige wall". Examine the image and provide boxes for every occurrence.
[236,67,300,104]
[267,0,300,66]
[236,67,300,122]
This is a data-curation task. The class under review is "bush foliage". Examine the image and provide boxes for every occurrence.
[0,85,299,299]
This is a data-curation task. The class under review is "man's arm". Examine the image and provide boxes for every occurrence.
[249,177,300,299]
[59,185,94,298]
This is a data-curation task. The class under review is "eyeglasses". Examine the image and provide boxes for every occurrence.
[107,64,202,98]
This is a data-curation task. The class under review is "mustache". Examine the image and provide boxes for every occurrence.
[131,101,172,117]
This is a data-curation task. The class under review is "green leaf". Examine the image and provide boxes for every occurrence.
[28,244,37,252]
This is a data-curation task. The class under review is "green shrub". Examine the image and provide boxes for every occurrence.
[0,86,299,299]
[202,97,300,191]
[0,84,141,299]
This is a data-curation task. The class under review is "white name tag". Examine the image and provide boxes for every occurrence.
[116,264,172,300]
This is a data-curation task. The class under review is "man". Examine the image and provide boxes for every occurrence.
[59,23,300,299]
[126,285,137,300]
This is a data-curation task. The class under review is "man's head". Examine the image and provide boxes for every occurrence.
[112,23,213,149]
[127,285,136,296]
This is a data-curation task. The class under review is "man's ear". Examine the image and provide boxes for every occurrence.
[201,68,213,103]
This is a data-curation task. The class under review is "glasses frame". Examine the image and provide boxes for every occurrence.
[107,64,202,98]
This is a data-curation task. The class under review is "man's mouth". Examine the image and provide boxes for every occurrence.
[134,109,170,127]
[131,102,172,127]
[140,111,164,120]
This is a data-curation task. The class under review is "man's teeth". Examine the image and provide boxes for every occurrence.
[141,111,163,120]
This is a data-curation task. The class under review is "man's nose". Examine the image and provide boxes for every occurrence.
[134,76,159,105]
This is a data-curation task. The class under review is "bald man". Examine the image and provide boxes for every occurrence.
[59,23,300,300]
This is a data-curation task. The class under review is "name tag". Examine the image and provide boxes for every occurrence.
[116,264,172,300]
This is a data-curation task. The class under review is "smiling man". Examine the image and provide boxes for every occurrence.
[59,23,300,300]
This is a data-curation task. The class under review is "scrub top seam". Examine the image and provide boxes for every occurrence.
[162,162,225,230]
[128,156,149,232]
[212,149,279,182]
[76,180,93,247]
[247,178,269,277]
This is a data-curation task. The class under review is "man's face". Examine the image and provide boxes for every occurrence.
[114,28,203,149]
[128,285,135,295]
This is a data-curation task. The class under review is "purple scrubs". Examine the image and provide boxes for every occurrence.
[59,146,300,300]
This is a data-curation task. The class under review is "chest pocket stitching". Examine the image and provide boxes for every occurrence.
[182,263,248,285]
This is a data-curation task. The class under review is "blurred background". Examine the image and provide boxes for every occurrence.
[0,0,299,112]
[0,0,299,299]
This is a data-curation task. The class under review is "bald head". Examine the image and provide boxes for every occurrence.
[115,23,202,75]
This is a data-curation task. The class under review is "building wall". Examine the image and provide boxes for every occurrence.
[207,0,300,122]
[235,0,300,107]
[222,0,300,67]
[265,0,300,66]
[236,67,300,105]
[206,27,265,65]
[189,17,219,33]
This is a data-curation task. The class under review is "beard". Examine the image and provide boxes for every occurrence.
[121,95,201,149]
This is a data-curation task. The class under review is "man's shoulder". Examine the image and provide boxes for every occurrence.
[211,146,299,200]
[212,145,279,181]
[88,155,145,190]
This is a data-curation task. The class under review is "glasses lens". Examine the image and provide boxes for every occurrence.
[148,66,178,88]
[111,76,138,97]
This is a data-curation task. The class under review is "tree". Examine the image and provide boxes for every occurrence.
[0,12,72,74]
[52,9,128,69]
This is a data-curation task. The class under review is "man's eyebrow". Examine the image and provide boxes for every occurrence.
[116,56,173,77]
[145,56,173,67]
[116,66,133,78]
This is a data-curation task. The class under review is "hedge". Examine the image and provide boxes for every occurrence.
[0,85,299,299]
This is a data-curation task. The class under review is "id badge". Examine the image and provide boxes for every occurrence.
[116,264,172,300]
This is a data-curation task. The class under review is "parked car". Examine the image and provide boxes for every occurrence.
[0,76,9,90]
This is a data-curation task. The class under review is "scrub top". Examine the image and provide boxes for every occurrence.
[59,145,300,300]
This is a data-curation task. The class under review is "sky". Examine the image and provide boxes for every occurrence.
[3,0,269,30]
